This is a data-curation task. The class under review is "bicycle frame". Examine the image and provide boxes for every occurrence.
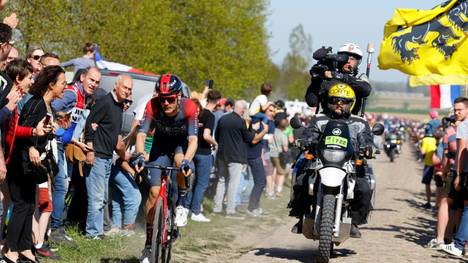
[146,165,179,247]
[157,172,171,245]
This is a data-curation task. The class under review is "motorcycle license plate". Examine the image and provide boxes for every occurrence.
[325,136,348,148]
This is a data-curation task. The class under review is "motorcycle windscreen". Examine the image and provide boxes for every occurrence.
[318,120,354,167]
[319,167,347,187]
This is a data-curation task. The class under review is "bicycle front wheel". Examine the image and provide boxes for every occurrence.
[150,198,164,263]
[161,204,175,262]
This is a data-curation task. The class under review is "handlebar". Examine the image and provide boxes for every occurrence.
[144,164,180,171]
[144,163,191,189]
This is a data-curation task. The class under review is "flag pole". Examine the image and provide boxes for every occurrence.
[361,42,374,117]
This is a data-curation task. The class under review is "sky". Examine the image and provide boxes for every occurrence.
[266,0,443,82]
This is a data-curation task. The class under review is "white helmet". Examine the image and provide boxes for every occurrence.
[338,43,363,59]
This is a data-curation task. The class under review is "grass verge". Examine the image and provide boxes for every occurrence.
[43,186,292,263]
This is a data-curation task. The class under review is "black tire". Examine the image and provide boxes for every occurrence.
[317,194,336,263]
[150,199,164,263]
[390,149,395,162]
[162,205,175,262]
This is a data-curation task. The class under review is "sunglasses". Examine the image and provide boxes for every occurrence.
[159,96,177,104]
[122,99,133,107]
[32,55,44,61]
[328,97,353,105]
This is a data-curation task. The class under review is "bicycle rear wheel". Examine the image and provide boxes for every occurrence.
[150,199,164,263]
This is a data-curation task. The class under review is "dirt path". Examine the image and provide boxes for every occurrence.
[232,143,465,263]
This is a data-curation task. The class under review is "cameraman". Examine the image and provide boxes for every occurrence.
[305,43,371,115]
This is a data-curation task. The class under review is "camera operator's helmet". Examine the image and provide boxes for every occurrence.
[155,74,182,96]
[338,43,363,60]
[327,82,356,117]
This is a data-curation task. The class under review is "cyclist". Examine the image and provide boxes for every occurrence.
[135,74,198,263]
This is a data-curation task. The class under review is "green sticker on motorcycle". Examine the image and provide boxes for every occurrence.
[325,136,348,147]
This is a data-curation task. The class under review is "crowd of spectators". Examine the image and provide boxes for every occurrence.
[0,16,304,261]
[405,98,468,258]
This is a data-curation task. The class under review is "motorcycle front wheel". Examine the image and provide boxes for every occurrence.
[317,194,336,263]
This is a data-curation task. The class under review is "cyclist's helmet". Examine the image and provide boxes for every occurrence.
[338,43,363,60]
[155,74,182,96]
[327,82,356,118]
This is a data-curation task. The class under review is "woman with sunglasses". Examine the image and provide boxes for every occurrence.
[26,45,45,77]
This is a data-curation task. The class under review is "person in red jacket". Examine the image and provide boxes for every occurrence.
[0,59,49,244]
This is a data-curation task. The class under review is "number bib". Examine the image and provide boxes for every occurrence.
[325,136,348,148]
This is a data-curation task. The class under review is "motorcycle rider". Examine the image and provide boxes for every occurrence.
[305,43,371,115]
[290,82,374,238]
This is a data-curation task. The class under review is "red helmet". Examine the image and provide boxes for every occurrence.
[155,74,182,96]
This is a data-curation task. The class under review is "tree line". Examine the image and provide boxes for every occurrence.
[3,0,276,98]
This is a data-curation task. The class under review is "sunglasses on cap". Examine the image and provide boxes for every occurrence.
[159,95,177,104]
[328,97,353,105]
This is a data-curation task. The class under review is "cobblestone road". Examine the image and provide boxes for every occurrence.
[234,143,466,263]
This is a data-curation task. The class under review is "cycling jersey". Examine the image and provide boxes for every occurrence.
[139,97,198,186]
[140,97,198,157]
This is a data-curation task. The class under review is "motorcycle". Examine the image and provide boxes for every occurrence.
[398,125,406,142]
[290,117,383,263]
[384,133,399,162]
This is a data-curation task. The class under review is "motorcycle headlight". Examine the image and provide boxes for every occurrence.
[322,149,346,163]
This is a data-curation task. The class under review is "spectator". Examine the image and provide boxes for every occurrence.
[61,42,97,74]
[2,13,18,30]
[0,46,17,69]
[263,104,277,199]
[213,100,266,218]
[40,53,60,67]
[0,22,13,113]
[185,90,221,222]
[419,127,438,209]
[1,59,34,168]
[427,97,468,249]
[129,92,154,149]
[3,66,65,263]
[107,126,141,235]
[84,74,132,239]
[50,67,101,240]
[0,0,8,10]
[249,83,274,122]
[31,52,62,258]
[427,110,441,135]
[0,59,34,245]
[224,98,234,113]
[26,45,45,76]
[246,112,269,216]
[6,46,17,63]
[275,99,286,113]
[0,23,12,68]
[269,112,290,197]
[442,98,468,256]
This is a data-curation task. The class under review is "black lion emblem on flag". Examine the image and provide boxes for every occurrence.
[392,0,467,64]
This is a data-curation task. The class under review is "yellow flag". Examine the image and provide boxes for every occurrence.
[378,0,468,76]
[409,74,468,87]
